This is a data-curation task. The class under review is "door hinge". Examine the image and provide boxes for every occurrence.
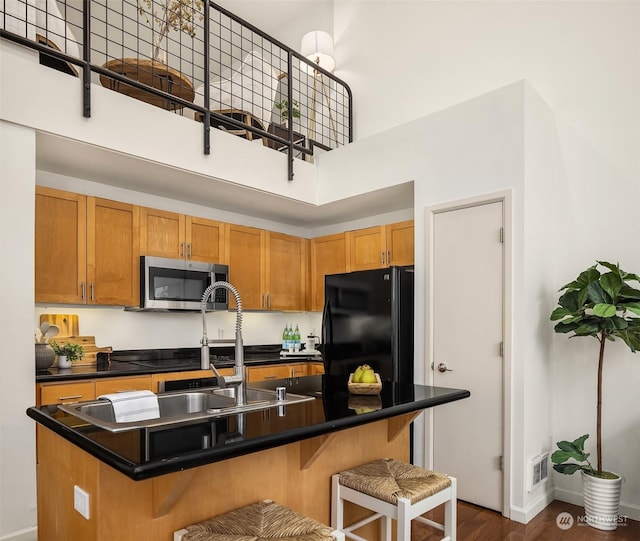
[499,341,504,357]
[500,455,504,471]
[499,227,504,243]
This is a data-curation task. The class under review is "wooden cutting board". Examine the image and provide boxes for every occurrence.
[40,314,111,366]
[49,336,112,366]
[39,314,80,337]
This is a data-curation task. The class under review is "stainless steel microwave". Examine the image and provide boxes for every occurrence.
[135,256,229,311]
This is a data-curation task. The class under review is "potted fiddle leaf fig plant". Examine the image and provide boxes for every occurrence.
[550,261,640,530]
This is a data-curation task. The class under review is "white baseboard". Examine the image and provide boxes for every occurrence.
[0,527,37,541]
[509,487,555,524]
[555,487,640,522]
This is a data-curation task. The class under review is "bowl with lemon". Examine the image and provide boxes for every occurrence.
[348,364,382,395]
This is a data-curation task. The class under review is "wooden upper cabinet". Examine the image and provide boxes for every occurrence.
[348,220,414,271]
[35,187,87,303]
[265,231,307,311]
[139,207,185,259]
[87,198,139,306]
[186,216,225,263]
[35,187,140,306]
[386,220,414,266]
[349,226,387,271]
[140,207,225,263]
[225,223,264,310]
[310,233,350,312]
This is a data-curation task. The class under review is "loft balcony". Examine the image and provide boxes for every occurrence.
[0,0,353,182]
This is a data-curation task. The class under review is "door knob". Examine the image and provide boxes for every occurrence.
[437,362,453,373]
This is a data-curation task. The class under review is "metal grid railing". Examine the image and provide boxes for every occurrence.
[0,0,352,180]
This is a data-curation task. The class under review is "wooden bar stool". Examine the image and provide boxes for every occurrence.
[174,499,345,540]
[331,458,456,541]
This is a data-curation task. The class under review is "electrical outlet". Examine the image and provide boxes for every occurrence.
[74,485,90,520]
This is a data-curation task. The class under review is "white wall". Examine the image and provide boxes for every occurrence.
[331,0,640,522]
[0,123,37,539]
[216,0,334,52]
[3,0,640,536]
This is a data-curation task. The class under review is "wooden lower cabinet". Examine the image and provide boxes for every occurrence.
[37,364,310,406]
[38,381,96,406]
[246,364,293,383]
[309,362,324,376]
[35,414,412,540]
[94,376,153,396]
[245,363,309,383]
[38,375,153,405]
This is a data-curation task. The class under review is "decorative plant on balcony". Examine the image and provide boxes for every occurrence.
[138,0,204,62]
[550,260,640,477]
[275,99,300,123]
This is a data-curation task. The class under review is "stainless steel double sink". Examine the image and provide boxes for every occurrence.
[59,387,314,432]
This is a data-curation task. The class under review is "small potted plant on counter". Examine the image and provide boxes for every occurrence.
[51,342,85,369]
[550,260,640,530]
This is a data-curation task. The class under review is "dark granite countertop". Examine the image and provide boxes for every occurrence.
[27,375,470,481]
[35,345,322,382]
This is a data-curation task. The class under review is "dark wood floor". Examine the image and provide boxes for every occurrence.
[412,500,640,540]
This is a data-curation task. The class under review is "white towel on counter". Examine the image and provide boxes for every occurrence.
[98,390,160,423]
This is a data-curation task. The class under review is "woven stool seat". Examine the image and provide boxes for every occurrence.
[332,459,457,541]
[175,500,340,541]
[339,458,451,505]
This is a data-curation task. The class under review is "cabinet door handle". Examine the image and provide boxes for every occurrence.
[264,375,278,379]
[380,251,385,265]
[91,281,95,301]
[180,242,185,259]
[188,243,192,259]
[261,294,266,308]
[58,394,82,401]
[81,281,85,300]
[267,293,271,309]
[387,250,391,264]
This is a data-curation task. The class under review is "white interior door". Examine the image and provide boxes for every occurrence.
[431,200,504,512]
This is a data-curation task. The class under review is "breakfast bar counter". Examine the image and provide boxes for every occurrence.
[27,376,469,541]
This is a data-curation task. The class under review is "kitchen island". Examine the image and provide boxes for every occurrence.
[27,375,469,541]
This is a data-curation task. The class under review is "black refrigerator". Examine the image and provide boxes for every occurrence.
[321,266,414,383]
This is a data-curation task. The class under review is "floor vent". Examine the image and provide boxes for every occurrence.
[527,451,549,492]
